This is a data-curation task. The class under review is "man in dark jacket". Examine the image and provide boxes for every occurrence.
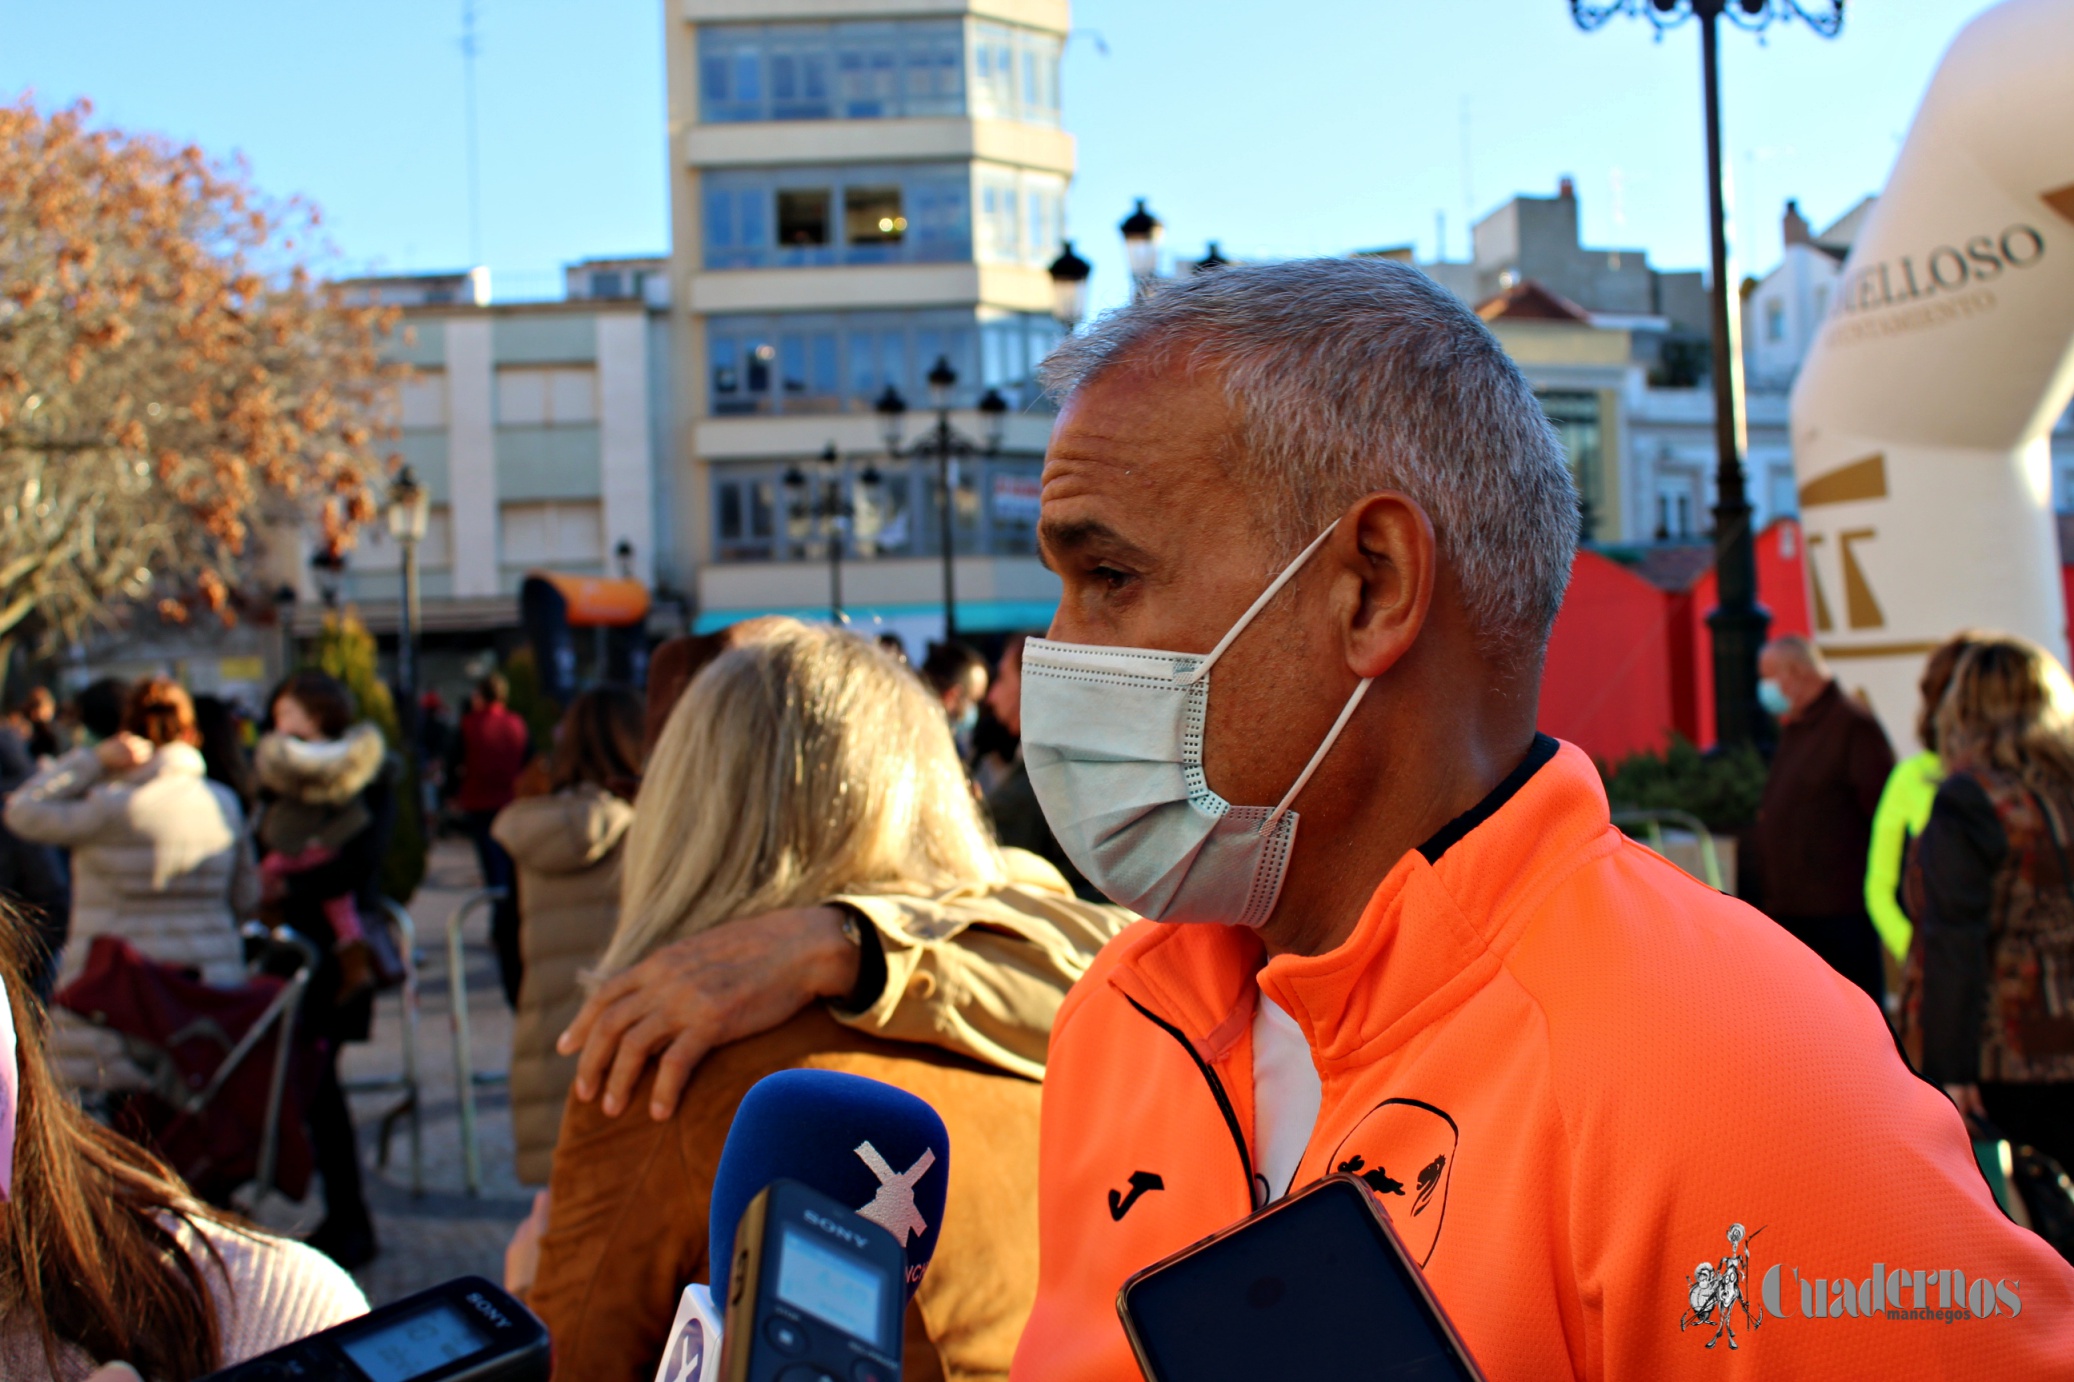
[1742,635,1896,1003]
[980,636,1094,899]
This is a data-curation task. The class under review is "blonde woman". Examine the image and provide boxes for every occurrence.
[1909,634,2074,1171]
[526,621,1124,1382]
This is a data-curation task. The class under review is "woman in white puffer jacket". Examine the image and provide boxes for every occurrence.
[4,678,258,1090]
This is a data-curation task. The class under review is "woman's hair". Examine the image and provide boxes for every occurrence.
[1934,634,2074,793]
[1916,632,1982,754]
[602,619,1006,976]
[549,685,644,796]
[269,669,356,740]
[120,677,198,749]
[191,694,256,809]
[0,909,227,1379]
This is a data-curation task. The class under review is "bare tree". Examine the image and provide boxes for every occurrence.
[0,98,400,656]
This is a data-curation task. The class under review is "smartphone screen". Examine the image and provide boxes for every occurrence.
[1119,1177,1481,1382]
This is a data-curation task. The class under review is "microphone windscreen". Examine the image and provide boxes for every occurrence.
[709,1070,950,1301]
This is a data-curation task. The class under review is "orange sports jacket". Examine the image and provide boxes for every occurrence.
[1013,739,2074,1380]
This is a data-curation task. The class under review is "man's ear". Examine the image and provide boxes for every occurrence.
[1337,492,1435,680]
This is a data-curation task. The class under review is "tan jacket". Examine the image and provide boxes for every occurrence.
[528,868,1130,1382]
[6,744,258,1090]
[493,786,637,1184]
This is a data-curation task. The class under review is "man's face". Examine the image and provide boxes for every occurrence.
[1759,647,1826,717]
[987,642,1024,737]
[1039,362,1354,810]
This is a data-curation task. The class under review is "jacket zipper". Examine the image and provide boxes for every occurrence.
[1124,994,1266,1211]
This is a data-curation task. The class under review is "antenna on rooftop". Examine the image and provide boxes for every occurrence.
[461,0,484,267]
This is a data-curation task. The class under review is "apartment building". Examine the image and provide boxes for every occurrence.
[664,0,1074,647]
[311,265,672,652]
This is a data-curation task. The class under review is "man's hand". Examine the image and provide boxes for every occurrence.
[558,906,857,1121]
[93,733,152,773]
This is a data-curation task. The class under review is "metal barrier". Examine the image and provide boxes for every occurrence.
[339,899,426,1196]
[446,887,508,1195]
[1611,808,1725,891]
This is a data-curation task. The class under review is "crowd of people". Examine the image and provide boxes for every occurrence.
[0,257,2069,1379]
[1741,629,2074,1173]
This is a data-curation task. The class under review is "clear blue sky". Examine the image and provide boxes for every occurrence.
[0,0,1996,313]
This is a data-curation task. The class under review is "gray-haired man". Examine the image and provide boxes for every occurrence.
[1011,258,2070,1378]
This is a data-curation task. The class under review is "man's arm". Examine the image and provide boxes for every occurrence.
[560,874,1134,1121]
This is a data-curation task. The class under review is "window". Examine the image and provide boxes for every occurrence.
[502,500,603,566]
[702,165,969,269]
[845,186,906,244]
[713,472,779,560]
[969,23,1061,125]
[496,368,596,426]
[707,309,1057,417]
[1764,298,1785,343]
[1657,486,1695,540]
[712,457,1048,563]
[1537,391,1602,541]
[699,20,969,123]
[589,271,625,299]
[777,189,832,246]
[399,372,446,429]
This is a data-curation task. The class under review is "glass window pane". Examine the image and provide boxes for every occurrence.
[811,333,839,395]
[704,189,735,249]
[747,341,774,393]
[848,330,877,400]
[735,52,762,103]
[777,189,831,246]
[780,335,808,394]
[719,482,743,540]
[845,186,905,244]
[739,189,769,250]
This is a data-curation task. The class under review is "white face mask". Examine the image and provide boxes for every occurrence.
[1021,526,1373,928]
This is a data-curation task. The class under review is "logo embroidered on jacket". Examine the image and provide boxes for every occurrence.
[853,1140,936,1244]
[1326,1099,1458,1267]
[1108,1170,1165,1221]
[1680,1223,1765,1351]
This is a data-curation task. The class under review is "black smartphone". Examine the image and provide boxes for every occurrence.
[718,1178,905,1382]
[1117,1174,1486,1382]
[199,1276,548,1382]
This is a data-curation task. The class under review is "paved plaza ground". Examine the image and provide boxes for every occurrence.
[250,837,535,1305]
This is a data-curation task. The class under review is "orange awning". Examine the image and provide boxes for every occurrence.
[524,571,650,627]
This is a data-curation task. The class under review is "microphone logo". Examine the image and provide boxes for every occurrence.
[853,1140,937,1244]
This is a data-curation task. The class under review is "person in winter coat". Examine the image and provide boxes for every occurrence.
[1909,634,2074,1173]
[492,686,643,1185]
[527,621,1127,1382]
[454,674,531,1006]
[252,671,394,1270]
[4,679,258,1093]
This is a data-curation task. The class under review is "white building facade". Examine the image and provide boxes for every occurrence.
[317,267,673,640]
[664,0,1074,645]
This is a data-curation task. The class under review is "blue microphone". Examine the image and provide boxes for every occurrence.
[709,1069,951,1300]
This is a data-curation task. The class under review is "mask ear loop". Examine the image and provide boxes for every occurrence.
[1176,524,1340,687]
[1260,676,1373,836]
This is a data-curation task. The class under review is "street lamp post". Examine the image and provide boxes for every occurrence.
[1120,199,1163,301]
[310,547,346,611]
[876,361,1008,641]
[785,442,883,624]
[386,465,430,753]
[1047,241,1093,331]
[1569,0,1843,750]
